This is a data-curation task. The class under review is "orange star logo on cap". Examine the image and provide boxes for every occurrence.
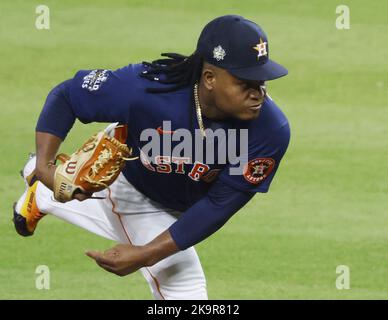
[253,38,268,59]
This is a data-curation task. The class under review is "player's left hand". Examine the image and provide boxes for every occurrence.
[85,244,146,277]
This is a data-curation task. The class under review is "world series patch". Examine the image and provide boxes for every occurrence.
[243,158,275,184]
[82,69,109,91]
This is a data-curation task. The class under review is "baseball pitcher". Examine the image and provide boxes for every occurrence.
[13,15,290,299]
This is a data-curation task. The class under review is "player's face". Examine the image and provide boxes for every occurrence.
[202,65,267,121]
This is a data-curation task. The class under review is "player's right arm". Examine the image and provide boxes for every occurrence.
[35,131,61,191]
[35,79,74,192]
[34,66,135,197]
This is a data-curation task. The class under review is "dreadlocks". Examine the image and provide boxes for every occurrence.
[140,52,203,93]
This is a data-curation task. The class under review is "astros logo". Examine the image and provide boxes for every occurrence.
[253,38,268,59]
[243,157,275,184]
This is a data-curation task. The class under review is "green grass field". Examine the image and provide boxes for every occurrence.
[1,0,387,299]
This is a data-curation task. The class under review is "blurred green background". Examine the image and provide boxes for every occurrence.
[1,0,387,299]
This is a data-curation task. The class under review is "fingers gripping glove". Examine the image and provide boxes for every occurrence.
[53,128,137,203]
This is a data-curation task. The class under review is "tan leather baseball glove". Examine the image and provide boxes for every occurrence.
[53,126,137,203]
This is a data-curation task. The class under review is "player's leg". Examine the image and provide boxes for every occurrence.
[35,183,128,242]
[13,154,206,299]
[106,174,208,300]
[13,153,45,236]
[122,212,208,300]
[13,153,127,242]
[36,172,208,300]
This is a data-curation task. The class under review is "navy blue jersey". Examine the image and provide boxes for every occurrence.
[63,64,290,211]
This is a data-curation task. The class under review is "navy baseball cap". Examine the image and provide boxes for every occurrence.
[197,15,288,81]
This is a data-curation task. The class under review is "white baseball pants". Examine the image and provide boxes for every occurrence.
[35,173,208,300]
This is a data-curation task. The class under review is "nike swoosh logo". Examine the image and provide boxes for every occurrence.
[157,126,175,135]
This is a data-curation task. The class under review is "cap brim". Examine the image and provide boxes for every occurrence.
[227,59,288,81]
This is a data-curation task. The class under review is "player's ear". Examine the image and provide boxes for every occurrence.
[201,64,216,90]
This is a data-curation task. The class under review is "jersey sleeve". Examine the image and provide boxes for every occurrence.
[35,79,76,140]
[218,122,290,193]
[169,179,254,250]
[67,65,136,124]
